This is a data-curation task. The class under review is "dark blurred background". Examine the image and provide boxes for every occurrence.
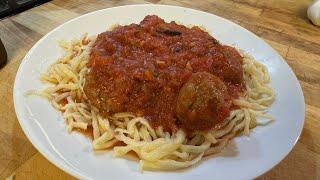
[0,0,51,19]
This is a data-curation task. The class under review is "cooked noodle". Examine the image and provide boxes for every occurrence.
[35,34,274,171]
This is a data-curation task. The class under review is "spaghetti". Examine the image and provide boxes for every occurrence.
[36,32,274,171]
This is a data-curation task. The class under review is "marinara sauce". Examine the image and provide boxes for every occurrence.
[84,15,245,135]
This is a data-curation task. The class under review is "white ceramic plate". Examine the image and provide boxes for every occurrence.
[13,4,305,180]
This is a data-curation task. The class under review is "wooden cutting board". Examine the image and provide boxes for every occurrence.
[1,0,319,179]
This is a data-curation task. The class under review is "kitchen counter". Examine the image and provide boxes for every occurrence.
[0,0,319,179]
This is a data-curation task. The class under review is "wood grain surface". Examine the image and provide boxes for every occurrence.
[0,0,319,179]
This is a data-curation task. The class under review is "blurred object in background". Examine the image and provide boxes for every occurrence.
[308,0,320,26]
[0,37,7,68]
[0,0,51,19]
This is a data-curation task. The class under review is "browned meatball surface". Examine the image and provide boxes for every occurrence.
[176,72,232,133]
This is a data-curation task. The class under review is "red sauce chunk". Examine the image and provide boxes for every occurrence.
[84,15,245,135]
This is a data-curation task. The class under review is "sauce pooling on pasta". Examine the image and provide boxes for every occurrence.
[84,15,245,134]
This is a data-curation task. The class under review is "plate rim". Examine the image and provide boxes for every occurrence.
[13,4,305,179]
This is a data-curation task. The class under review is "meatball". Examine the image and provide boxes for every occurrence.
[176,72,231,132]
[221,45,244,85]
[83,65,134,115]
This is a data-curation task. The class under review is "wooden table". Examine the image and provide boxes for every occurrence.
[1,0,319,179]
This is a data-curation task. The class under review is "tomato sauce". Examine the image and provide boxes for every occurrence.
[84,15,245,134]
